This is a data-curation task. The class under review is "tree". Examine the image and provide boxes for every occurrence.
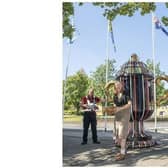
[64,69,89,114]
[145,59,168,105]
[90,59,116,99]
[92,2,156,20]
[63,2,75,40]
[63,2,168,40]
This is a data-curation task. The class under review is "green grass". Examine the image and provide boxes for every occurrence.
[63,114,168,123]
[63,114,115,122]
[63,114,82,122]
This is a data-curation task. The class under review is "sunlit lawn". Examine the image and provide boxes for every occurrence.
[63,114,82,122]
[63,114,168,123]
[63,113,115,122]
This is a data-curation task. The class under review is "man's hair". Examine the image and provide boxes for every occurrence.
[88,87,94,93]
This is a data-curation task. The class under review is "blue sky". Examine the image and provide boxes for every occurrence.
[63,2,168,79]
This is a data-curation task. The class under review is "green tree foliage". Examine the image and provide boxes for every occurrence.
[93,2,156,20]
[90,59,116,99]
[64,69,89,114]
[63,2,168,40]
[145,59,168,105]
[63,2,75,40]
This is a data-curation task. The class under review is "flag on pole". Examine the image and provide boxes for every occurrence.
[153,16,168,36]
[109,21,117,52]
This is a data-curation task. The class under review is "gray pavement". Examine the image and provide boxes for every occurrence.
[63,121,168,167]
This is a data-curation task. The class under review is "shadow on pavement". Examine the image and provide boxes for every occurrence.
[63,128,168,167]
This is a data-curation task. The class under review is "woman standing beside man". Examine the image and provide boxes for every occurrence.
[113,81,131,161]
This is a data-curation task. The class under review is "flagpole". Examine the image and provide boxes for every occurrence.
[63,13,75,117]
[105,20,110,132]
[152,12,157,133]
[63,41,71,117]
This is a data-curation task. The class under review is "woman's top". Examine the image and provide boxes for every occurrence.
[113,91,131,122]
[113,91,130,107]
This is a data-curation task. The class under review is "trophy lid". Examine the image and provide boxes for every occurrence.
[131,53,139,62]
[116,54,154,78]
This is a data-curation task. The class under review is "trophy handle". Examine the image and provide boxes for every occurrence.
[104,80,116,102]
[103,80,117,115]
[155,76,168,106]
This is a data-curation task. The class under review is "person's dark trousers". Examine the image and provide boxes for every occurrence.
[82,111,97,143]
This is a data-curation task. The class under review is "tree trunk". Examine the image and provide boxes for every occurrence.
[76,106,80,115]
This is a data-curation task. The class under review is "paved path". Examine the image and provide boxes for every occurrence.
[63,121,168,167]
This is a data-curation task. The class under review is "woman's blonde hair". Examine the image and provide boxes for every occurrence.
[113,81,124,95]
